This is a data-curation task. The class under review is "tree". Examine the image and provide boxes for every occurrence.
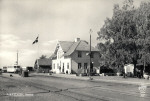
[122,0,134,10]
[134,2,150,72]
[39,55,47,59]
[97,0,150,76]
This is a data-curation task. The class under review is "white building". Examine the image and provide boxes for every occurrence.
[51,38,100,75]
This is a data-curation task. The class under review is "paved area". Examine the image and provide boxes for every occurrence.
[2,72,150,86]
[31,73,150,86]
[0,73,150,101]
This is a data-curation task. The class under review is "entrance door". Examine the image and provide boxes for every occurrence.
[91,62,93,73]
[62,63,64,73]
[84,63,87,73]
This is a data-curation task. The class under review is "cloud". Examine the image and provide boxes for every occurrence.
[0,34,53,67]
[0,34,32,51]
[0,50,16,66]
[0,34,19,50]
[42,39,58,46]
[0,0,147,67]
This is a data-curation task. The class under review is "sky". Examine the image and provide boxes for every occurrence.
[0,0,148,67]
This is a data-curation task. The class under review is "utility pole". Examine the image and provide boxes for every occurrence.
[143,54,145,76]
[89,29,93,76]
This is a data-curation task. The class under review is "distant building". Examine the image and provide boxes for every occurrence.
[124,64,134,77]
[22,66,33,71]
[51,38,100,74]
[34,58,52,73]
[2,66,7,73]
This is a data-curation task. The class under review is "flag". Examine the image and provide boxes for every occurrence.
[32,36,38,44]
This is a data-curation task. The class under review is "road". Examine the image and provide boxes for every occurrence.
[0,73,150,101]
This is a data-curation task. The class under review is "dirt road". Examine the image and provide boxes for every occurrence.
[0,73,150,101]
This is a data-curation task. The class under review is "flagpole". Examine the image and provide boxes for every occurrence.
[37,34,39,58]
[37,34,39,72]
[89,29,93,79]
[32,34,39,72]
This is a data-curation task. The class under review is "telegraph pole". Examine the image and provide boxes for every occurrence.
[89,29,92,76]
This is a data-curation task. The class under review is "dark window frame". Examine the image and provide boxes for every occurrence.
[57,63,59,69]
[53,64,55,69]
[84,63,88,69]
[91,52,94,58]
[67,63,69,69]
[78,63,81,69]
[78,51,82,58]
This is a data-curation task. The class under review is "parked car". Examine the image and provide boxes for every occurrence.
[2,66,7,73]
[0,69,2,75]
[7,65,21,73]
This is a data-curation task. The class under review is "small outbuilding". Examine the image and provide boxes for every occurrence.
[124,64,134,77]
[34,58,52,73]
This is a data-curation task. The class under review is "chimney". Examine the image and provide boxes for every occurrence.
[75,38,80,42]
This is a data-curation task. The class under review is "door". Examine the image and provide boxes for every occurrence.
[62,63,64,73]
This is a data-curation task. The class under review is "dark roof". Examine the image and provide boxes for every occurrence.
[52,39,99,58]
[36,58,52,66]
[64,41,80,56]
[59,41,74,52]
[76,41,99,51]
[60,40,99,56]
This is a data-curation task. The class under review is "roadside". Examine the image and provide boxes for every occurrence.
[1,72,150,86]
[31,73,150,86]
[1,73,150,101]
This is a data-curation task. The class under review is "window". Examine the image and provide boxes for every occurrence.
[78,51,82,58]
[63,63,64,67]
[67,63,69,69]
[53,64,55,69]
[62,63,64,72]
[78,63,81,69]
[57,63,59,69]
[84,63,87,69]
[91,52,94,58]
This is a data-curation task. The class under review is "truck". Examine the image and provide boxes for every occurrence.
[7,65,21,73]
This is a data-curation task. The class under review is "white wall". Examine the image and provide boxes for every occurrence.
[52,44,72,74]
[52,58,71,74]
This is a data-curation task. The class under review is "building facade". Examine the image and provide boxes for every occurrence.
[52,38,100,74]
[34,58,52,73]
